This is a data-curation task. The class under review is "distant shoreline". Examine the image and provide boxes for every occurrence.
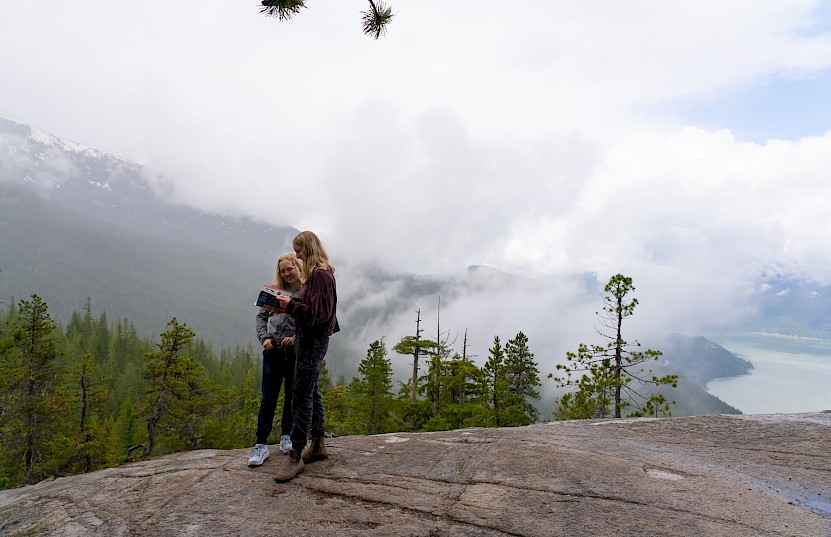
[749,331,831,342]
[703,334,831,414]
[704,371,752,391]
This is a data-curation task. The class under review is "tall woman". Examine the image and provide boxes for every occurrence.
[248,252,304,467]
[273,231,338,482]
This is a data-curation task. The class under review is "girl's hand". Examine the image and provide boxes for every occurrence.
[263,338,274,350]
[281,336,295,347]
[276,295,291,308]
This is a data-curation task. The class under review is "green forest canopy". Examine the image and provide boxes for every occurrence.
[0,295,553,489]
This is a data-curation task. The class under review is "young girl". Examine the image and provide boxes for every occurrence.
[248,253,304,467]
[273,231,339,482]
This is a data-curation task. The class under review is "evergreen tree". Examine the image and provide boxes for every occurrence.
[393,312,439,430]
[392,310,435,405]
[216,344,257,391]
[352,340,396,434]
[0,295,65,484]
[236,365,262,442]
[421,299,456,423]
[423,352,445,416]
[204,345,263,449]
[436,352,482,429]
[502,332,542,426]
[324,382,354,436]
[452,329,480,406]
[0,302,24,488]
[108,318,147,409]
[319,362,353,435]
[552,274,677,419]
[93,311,110,366]
[553,344,617,420]
[115,390,144,459]
[175,373,214,451]
[0,308,24,357]
[479,336,509,427]
[140,318,203,457]
[72,353,115,473]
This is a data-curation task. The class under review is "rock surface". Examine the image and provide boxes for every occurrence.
[1,413,830,536]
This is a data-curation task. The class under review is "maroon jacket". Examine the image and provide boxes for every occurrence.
[286,268,339,337]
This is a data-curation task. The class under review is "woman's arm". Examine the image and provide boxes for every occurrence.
[255,307,271,344]
[286,269,336,328]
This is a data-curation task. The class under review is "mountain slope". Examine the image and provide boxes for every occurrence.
[0,184,268,347]
[0,116,296,264]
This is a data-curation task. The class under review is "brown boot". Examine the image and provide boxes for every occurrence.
[273,448,304,482]
[301,437,329,464]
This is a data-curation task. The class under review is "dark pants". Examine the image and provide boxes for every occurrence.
[290,333,328,452]
[255,345,295,445]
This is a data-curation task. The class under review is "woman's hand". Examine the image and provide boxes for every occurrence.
[276,294,291,308]
[263,338,274,350]
[281,336,295,347]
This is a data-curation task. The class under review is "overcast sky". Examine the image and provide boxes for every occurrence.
[3,1,831,353]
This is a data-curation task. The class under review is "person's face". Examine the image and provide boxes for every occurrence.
[293,243,304,261]
[278,259,300,286]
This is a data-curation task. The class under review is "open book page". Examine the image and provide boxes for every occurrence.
[255,285,292,313]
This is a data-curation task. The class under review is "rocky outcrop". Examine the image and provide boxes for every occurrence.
[1,412,829,536]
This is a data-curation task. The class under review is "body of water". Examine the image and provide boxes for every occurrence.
[705,333,831,414]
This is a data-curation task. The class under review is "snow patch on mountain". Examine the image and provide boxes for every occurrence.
[1,116,296,265]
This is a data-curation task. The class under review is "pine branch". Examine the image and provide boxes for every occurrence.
[362,0,393,39]
[260,0,306,21]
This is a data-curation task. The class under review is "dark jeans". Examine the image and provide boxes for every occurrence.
[290,333,328,452]
[255,345,295,445]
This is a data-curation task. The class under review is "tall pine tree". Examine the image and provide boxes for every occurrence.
[140,318,204,457]
[502,332,541,426]
[479,336,509,427]
[352,339,396,435]
[553,274,677,419]
[0,295,64,484]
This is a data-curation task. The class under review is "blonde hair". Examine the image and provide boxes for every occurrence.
[293,231,335,281]
[270,252,305,290]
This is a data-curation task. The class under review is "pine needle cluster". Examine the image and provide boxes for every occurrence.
[260,0,306,21]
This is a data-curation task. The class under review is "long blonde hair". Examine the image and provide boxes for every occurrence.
[293,231,335,282]
[269,252,305,290]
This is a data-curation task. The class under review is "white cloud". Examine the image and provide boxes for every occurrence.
[2,0,831,345]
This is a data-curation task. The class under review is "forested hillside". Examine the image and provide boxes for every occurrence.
[0,296,257,488]
[0,290,750,490]
[0,184,268,348]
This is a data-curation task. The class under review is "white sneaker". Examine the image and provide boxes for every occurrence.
[248,444,270,467]
[280,435,292,454]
